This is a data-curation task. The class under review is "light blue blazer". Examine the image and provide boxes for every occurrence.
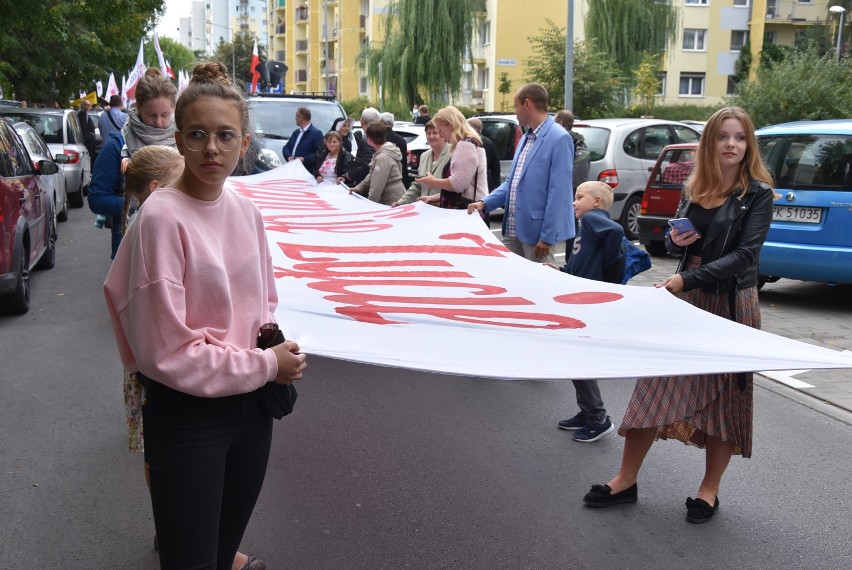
[482,116,575,246]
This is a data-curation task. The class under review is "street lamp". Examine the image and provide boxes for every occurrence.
[829,5,846,63]
[207,21,236,73]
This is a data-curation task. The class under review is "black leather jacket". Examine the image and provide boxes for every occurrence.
[667,180,775,293]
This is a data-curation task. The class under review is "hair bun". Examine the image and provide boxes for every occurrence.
[191,62,231,86]
[144,67,162,78]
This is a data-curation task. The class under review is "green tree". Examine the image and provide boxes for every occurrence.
[146,36,197,77]
[585,0,679,78]
[364,0,481,106]
[212,32,267,88]
[497,72,512,112]
[732,49,852,128]
[524,19,622,117]
[0,0,165,103]
[632,52,661,116]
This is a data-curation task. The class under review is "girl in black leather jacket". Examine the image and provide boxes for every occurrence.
[583,107,775,525]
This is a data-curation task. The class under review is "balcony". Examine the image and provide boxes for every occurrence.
[322,24,339,40]
[322,59,338,75]
[296,69,308,83]
[763,0,824,24]
[295,39,308,52]
[296,6,308,23]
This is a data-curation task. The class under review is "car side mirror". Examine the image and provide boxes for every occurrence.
[39,160,59,175]
[52,153,70,164]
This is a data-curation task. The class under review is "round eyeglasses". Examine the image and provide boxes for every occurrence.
[180,129,242,152]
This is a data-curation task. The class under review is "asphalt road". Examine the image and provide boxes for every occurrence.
[2,208,851,569]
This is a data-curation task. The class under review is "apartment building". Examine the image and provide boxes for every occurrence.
[268,0,383,99]
[261,0,837,108]
[660,0,837,106]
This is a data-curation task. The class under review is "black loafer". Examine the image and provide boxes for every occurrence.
[583,483,638,508]
[685,496,719,523]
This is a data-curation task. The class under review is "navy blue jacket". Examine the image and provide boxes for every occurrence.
[561,208,624,283]
[88,131,126,258]
[282,123,324,174]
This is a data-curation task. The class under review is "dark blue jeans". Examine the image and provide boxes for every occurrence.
[142,379,272,570]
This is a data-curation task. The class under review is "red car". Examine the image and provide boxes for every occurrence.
[0,118,60,314]
[636,143,698,256]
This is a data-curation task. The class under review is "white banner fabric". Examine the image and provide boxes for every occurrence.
[227,163,852,380]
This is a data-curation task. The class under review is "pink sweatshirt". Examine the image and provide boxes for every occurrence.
[103,187,279,398]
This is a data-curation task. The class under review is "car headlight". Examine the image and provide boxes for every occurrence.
[256,148,282,171]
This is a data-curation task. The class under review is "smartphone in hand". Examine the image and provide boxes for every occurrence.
[668,217,700,237]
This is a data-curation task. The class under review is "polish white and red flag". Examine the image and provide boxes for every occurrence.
[125,39,147,100]
[105,72,120,99]
[225,162,852,381]
[250,40,261,94]
[152,33,168,77]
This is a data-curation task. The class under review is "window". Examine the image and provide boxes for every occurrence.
[764,31,776,45]
[477,67,490,91]
[730,30,749,51]
[733,0,749,6]
[480,21,490,46]
[685,0,708,4]
[727,76,738,96]
[679,73,705,97]
[657,72,667,96]
[683,29,707,51]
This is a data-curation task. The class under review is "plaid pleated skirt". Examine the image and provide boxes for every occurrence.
[619,258,760,458]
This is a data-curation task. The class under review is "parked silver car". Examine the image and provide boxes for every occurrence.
[572,118,701,239]
[0,107,91,208]
[12,122,70,222]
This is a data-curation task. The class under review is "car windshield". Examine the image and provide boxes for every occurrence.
[759,134,852,191]
[572,126,610,162]
[0,112,63,144]
[248,100,344,139]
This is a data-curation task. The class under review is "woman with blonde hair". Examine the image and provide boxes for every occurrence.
[583,106,775,525]
[418,105,488,211]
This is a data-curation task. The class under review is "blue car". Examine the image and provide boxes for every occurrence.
[756,119,852,286]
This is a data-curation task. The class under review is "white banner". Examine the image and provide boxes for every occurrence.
[227,163,852,380]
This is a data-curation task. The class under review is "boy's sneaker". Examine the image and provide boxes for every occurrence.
[557,412,587,431]
[572,416,615,443]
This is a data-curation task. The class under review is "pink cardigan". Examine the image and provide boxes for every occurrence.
[447,139,488,201]
[103,188,279,398]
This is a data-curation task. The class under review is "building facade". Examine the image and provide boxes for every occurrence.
[257,0,837,109]
[268,0,382,99]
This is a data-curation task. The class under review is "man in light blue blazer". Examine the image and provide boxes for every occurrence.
[469,83,574,263]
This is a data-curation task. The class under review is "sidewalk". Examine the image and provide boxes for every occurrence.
[626,249,852,413]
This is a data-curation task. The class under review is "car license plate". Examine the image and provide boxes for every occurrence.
[772,206,822,224]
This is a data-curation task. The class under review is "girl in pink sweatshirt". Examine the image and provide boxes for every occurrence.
[104,62,306,569]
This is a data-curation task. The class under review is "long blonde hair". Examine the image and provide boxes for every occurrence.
[433,106,481,150]
[686,106,773,205]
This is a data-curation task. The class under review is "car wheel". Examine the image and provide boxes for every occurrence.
[36,211,57,271]
[0,245,30,314]
[644,240,668,257]
[68,186,84,208]
[57,193,68,222]
[620,194,643,241]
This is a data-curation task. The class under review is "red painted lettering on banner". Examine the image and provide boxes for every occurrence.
[554,292,623,304]
[336,304,585,329]
[274,233,507,264]
[310,278,532,307]
[262,204,420,234]
[229,180,333,211]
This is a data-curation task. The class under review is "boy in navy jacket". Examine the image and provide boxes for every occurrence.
[550,181,624,442]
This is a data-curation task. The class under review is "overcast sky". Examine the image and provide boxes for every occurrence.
[155,0,187,40]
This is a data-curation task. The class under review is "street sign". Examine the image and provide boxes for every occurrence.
[497,59,517,66]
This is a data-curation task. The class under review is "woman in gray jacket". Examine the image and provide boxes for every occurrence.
[350,121,405,205]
